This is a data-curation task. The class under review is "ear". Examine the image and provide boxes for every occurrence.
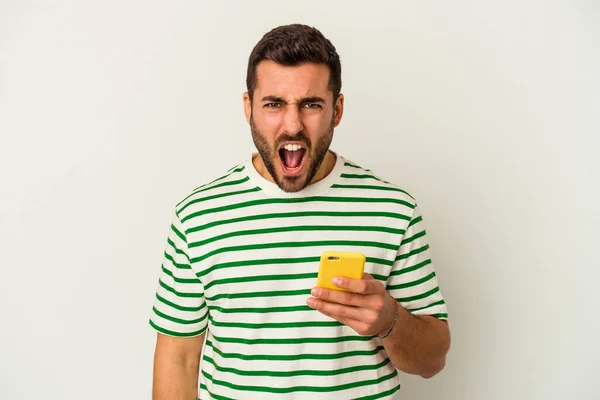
[243,92,252,124]
[333,93,344,127]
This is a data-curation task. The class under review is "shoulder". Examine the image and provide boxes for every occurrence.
[174,162,249,216]
[337,155,417,207]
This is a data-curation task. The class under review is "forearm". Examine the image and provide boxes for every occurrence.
[381,301,450,378]
[153,356,199,400]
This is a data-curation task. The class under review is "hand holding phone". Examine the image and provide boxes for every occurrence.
[316,251,366,292]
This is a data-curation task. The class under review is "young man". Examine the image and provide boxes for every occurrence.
[150,24,450,399]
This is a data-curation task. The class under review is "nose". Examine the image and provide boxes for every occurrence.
[281,106,304,135]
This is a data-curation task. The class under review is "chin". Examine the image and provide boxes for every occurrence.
[277,174,308,193]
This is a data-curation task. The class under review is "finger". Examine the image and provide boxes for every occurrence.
[307,297,379,336]
[311,287,386,313]
[307,296,370,322]
[332,275,384,295]
[318,306,364,331]
[311,286,364,306]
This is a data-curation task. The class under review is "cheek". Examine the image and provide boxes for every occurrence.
[255,113,283,135]
[253,110,278,129]
[263,113,283,127]
[252,106,278,122]
[302,114,331,137]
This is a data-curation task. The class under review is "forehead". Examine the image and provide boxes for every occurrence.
[254,60,331,100]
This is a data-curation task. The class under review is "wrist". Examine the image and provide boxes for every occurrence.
[378,296,399,339]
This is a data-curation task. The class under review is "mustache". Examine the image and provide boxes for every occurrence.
[276,132,311,148]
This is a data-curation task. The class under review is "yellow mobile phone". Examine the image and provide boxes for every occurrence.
[317,251,366,291]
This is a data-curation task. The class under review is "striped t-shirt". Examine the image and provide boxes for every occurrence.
[149,152,448,399]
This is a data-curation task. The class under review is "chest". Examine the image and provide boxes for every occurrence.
[185,201,407,311]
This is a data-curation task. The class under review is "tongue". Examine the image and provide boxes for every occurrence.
[282,150,304,169]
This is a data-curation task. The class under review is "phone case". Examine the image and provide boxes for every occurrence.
[317,251,366,291]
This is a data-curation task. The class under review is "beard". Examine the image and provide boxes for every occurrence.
[250,115,334,193]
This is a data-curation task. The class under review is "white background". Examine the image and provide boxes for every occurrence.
[1,1,599,399]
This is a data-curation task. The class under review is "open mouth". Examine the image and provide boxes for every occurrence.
[279,143,307,174]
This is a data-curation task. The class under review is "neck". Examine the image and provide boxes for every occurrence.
[310,150,336,184]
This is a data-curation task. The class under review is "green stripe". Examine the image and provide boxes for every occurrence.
[155,293,204,312]
[201,368,397,394]
[407,299,446,313]
[190,225,405,248]
[208,317,342,329]
[199,385,234,400]
[355,385,401,400]
[370,273,387,281]
[205,339,385,361]
[197,256,319,278]
[204,272,316,291]
[190,175,250,194]
[166,238,189,262]
[205,288,310,302]
[396,286,440,302]
[368,257,395,267]
[186,210,410,235]
[163,251,191,270]
[148,319,206,337]
[190,240,397,263]
[332,183,413,198]
[209,304,312,314]
[203,355,389,377]
[178,185,261,214]
[152,306,207,325]
[171,224,186,243]
[408,215,423,228]
[197,256,394,278]
[431,313,448,318]
[160,264,199,284]
[211,333,374,345]
[400,230,426,246]
[341,173,388,183]
[177,167,246,207]
[193,166,244,191]
[387,272,436,290]
[390,259,432,276]
[344,161,369,170]
[158,279,203,298]
[189,175,249,194]
[396,244,429,260]
[181,196,415,223]
[227,164,246,173]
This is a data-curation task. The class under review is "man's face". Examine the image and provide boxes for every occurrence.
[244,60,344,192]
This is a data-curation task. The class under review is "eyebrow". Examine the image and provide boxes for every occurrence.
[261,95,326,104]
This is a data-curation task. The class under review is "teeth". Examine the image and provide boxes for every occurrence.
[283,144,304,151]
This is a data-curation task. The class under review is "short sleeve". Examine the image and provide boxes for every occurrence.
[149,209,209,337]
[387,205,448,320]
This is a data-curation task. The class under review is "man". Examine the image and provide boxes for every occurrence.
[150,24,450,399]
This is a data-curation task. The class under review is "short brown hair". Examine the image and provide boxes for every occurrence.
[246,24,342,102]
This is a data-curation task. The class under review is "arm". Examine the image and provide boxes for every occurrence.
[149,210,210,398]
[379,296,450,377]
[153,332,206,400]
[307,275,450,378]
[307,204,450,377]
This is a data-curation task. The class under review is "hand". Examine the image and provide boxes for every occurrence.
[307,273,397,337]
